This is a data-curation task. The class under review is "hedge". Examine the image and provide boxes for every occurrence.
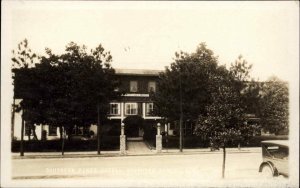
[11,136,120,152]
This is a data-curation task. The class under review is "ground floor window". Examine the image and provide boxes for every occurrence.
[72,125,83,135]
[125,103,138,115]
[48,125,57,136]
[25,123,32,136]
[184,121,194,136]
[170,121,194,136]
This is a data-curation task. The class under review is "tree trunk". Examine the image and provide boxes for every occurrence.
[61,127,65,156]
[32,124,38,140]
[166,123,169,152]
[67,127,72,141]
[59,126,63,141]
[222,146,226,178]
[28,123,31,141]
[97,103,101,155]
[179,73,183,152]
[11,98,15,142]
[20,110,25,156]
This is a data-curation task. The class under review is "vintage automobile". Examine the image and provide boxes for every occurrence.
[258,140,289,177]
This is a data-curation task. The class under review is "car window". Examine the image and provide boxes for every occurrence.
[266,145,289,159]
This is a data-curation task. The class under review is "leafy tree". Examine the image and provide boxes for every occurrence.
[38,42,120,155]
[229,55,261,145]
[12,40,120,155]
[152,43,219,121]
[230,55,252,83]
[12,39,38,69]
[12,39,40,156]
[152,43,219,151]
[230,55,261,116]
[259,76,289,135]
[195,66,258,178]
[154,43,259,178]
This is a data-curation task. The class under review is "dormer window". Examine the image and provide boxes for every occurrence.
[130,81,138,92]
[148,81,156,92]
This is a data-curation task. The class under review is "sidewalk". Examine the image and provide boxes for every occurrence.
[12,147,261,159]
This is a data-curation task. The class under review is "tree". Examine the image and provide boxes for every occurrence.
[229,55,261,147]
[152,43,219,151]
[195,66,257,178]
[12,39,39,156]
[153,43,219,121]
[259,76,289,135]
[230,55,261,116]
[12,40,120,155]
[39,42,120,155]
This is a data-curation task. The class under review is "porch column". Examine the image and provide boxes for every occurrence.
[120,123,126,155]
[156,123,162,153]
[142,102,146,118]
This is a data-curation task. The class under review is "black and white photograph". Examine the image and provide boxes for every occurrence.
[1,1,299,187]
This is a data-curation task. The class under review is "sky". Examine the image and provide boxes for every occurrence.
[2,1,299,82]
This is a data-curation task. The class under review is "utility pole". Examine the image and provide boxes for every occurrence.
[97,102,101,155]
[166,121,169,152]
[179,71,183,152]
[11,71,16,142]
[20,108,25,156]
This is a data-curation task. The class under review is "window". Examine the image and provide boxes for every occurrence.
[72,125,83,135]
[169,123,175,130]
[125,103,138,115]
[184,121,194,136]
[83,126,90,135]
[48,125,57,136]
[25,124,32,136]
[110,103,120,115]
[267,146,289,159]
[130,81,138,92]
[148,81,156,92]
[146,103,154,116]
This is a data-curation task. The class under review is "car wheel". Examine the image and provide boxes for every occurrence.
[261,165,274,178]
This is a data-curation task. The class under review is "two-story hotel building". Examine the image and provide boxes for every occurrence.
[12,69,168,141]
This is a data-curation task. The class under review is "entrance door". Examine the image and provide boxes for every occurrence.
[125,123,139,137]
[123,115,144,137]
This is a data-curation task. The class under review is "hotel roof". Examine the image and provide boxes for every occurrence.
[115,68,162,76]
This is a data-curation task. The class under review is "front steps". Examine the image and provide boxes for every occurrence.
[127,137,143,141]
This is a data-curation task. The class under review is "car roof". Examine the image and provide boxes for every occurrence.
[261,140,289,147]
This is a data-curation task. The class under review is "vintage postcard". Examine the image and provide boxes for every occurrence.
[1,1,299,187]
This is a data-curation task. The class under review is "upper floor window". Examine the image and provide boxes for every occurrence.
[130,81,138,92]
[110,103,120,115]
[148,81,156,93]
[146,103,154,116]
[125,103,138,115]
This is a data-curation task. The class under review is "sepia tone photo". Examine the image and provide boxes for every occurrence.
[1,1,299,187]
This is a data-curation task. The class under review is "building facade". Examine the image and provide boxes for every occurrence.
[12,68,262,141]
[100,69,163,138]
[12,69,177,141]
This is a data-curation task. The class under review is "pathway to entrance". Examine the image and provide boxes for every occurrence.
[127,140,153,154]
